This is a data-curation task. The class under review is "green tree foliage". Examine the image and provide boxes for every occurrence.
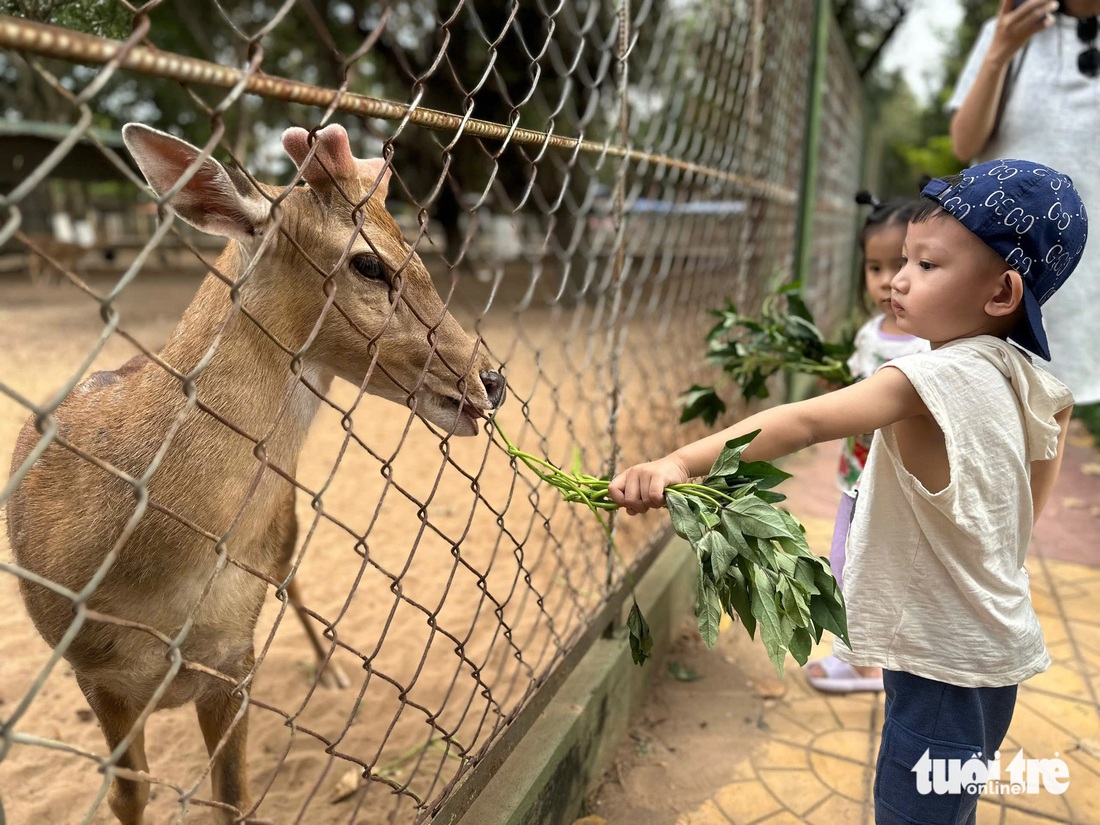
[943,0,1002,95]
[842,0,1001,198]
[1,0,1001,254]
[0,0,130,123]
[0,1,623,261]
[897,0,999,176]
[834,0,911,78]
[1,0,130,38]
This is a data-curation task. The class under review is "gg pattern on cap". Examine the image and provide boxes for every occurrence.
[920,159,1088,361]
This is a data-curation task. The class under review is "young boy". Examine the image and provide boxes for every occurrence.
[608,158,1087,824]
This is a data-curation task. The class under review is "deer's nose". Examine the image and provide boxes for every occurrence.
[480,370,506,408]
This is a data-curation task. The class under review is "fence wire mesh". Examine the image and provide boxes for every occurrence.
[0,3,863,823]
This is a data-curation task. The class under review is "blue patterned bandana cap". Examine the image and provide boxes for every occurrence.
[920,159,1088,361]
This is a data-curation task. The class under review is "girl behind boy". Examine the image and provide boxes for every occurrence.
[806,194,929,694]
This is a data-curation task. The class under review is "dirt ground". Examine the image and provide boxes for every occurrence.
[0,256,714,825]
[582,616,780,824]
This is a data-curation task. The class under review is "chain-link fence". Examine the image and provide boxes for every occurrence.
[0,3,863,823]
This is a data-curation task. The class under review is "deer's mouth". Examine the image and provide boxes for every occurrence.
[412,392,490,436]
[447,394,492,431]
[459,399,489,421]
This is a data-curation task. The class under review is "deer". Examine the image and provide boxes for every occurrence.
[5,122,506,825]
[22,232,88,286]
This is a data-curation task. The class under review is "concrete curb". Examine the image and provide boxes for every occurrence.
[452,536,695,825]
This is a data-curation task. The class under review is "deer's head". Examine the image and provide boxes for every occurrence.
[122,123,504,436]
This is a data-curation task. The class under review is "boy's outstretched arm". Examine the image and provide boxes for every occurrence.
[1031,405,1072,521]
[609,365,929,515]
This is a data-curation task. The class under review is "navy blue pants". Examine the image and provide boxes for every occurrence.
[874,670,1018,825]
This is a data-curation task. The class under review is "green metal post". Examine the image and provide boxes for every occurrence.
[793,0,831,288]
[786,0,831,404]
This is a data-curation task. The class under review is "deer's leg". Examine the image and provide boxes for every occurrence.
[76,676,150,825]
[273,489,350,689]
[27,252,43,287]
[196,678,251,825]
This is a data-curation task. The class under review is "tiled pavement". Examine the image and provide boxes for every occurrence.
[672,422,1100,825]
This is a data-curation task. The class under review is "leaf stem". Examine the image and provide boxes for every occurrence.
[669,483,737,504]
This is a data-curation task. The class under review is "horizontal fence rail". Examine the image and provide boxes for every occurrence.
[0,2,862,823]
[0,17,799,202]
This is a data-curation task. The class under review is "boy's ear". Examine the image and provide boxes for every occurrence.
[985,268,1024,318]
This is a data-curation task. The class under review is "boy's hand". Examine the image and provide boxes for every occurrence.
[609,456,690,515]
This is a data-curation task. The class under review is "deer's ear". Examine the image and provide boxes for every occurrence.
[122,124,269,241]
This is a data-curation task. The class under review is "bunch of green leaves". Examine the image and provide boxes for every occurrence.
[680,282,855,425]
[667,430,849,675]
[492,419,848,676]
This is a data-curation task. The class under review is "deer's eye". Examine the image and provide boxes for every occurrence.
[351,254,388,282]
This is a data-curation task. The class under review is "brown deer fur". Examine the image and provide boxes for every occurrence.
[6,123,505,825]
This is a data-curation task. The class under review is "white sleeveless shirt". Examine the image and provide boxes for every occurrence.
[835,337,1073,687]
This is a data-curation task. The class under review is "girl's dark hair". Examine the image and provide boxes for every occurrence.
[855,191,920,252]
[911,173,965,224]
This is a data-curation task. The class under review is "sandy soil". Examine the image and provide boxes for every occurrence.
[0,255,720,825]
[582,616,775,825]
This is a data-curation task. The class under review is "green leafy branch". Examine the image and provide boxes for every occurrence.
[666,431,849,674]
[492,419,849,676]
[680,282,855,426]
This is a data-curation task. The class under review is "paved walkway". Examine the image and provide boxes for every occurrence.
[587,422,1100,825]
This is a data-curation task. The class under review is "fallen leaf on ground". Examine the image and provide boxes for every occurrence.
[330,768,362,803]
[1062,497,1087,510]
[1077,737,1100,760]
[573,817,608,825]
[750,676,787,699]
[668,661,701,682]
[1082,463,1100,476]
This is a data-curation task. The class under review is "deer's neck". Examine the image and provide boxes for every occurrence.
[157,248,332,470]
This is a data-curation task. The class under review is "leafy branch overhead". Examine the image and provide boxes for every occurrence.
[493,420,849,677]
[680,283,855,426]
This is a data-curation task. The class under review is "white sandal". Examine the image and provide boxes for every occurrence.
[803,655,883,694]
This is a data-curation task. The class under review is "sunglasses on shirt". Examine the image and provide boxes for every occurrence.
[1078,15,1100,78]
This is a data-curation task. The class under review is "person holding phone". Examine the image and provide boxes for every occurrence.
[949,0,1100,411]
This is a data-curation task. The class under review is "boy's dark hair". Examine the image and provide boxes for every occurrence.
[911,173,964,224]
[855,191,920,250]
